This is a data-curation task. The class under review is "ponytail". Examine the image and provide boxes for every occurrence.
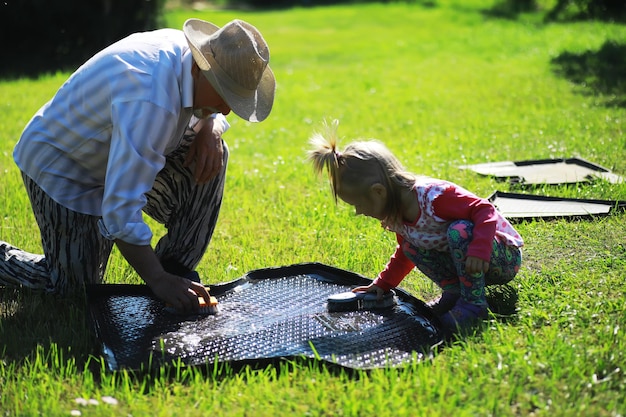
[307,119,343,202]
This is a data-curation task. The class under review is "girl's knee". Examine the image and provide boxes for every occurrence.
[446,220,474,249]
[447,220,473,236]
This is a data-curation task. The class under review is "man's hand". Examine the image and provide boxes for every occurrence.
[115,240,211,312]
[184,117,225,184]
[148,271,211,312]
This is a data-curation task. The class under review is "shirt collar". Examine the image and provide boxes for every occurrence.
[182,51,194,109]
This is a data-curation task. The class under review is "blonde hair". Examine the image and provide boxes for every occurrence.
[307,119,416,225]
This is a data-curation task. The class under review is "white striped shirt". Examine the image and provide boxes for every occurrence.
[14,28,229,246]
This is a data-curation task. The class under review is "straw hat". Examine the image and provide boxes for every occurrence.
[183,18,275,122]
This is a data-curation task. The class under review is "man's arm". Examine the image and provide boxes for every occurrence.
[184,115,229,183]
[115,240,211,312]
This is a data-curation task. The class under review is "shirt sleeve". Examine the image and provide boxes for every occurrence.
[98,101,179,245]
[212,113,230,133]
[190,113,231,133]
[373,234,415,291]
[431,185,498,262]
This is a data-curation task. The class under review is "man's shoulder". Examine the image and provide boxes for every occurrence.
[115,28,186,51]
[88,28,187,76]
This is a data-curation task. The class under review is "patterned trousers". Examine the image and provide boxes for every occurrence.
[0,129,228,295]
[402,220,522,306]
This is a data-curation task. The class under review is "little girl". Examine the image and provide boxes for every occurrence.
[308,121,523,335]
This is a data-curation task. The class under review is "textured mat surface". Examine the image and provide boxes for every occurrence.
[87,263,442,371]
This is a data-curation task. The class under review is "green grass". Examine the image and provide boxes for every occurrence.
[2,0,626,415]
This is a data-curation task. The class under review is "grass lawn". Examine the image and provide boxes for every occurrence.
[1,0,625,415]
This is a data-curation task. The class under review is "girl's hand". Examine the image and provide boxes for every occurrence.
[352,283,385,300]
[465,256,490,275]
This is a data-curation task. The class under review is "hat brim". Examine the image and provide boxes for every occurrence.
[183,18,276,123]
[183,19,220,71]
[202,65,275,123]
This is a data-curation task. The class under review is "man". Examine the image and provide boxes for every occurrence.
[0,18,275,312]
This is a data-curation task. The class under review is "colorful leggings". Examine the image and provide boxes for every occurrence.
[0,128,228,295]
[402,220,522,307]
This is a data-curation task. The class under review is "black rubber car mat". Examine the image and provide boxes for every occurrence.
[460,157,624,185]
[86,263,443,371]
[488,191,626,220]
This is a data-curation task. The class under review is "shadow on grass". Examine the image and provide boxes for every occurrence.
[482,0,626,22]
[551,41,626,108]
[480,0,538,20]
[0,288,98,367]
[481,4,626,108]
[0,0,439,81]
[0,57,85,82]
[225,0,436,12]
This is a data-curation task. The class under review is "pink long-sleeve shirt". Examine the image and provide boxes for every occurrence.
[372,178,523,291]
